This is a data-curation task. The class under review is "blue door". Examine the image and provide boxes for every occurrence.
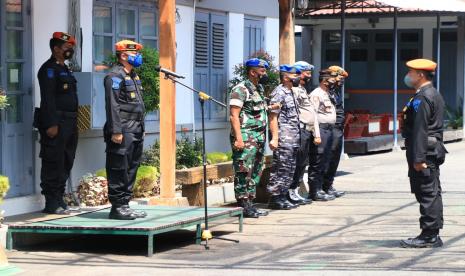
[0,0,34,197]
[244,17,264,59]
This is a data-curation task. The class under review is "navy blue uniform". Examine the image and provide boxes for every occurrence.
[37,57,78,199]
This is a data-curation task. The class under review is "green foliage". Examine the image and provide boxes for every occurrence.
[206,152,230,164]
[133,165,159,198]
[135,47,160,113]
[105,47,160,113]
[228,50,280,97]
[176,135,203,169]
[141,140,160,168]
[95,168,107,178]
[0,175,10,202]
[445,102,463,129]
[0,95,9,110]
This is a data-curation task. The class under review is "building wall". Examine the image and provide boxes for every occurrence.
[296,16,461,114]
[2,0,279,216]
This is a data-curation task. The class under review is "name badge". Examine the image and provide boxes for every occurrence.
[130,92,136,99]
[63,83,69,90]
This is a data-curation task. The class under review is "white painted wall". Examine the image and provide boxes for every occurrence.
[175,5,195,125]
[80,0,94,73]
[228,13,244,80]
[265,17,280,64]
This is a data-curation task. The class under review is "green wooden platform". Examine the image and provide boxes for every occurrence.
[6,206,243,256]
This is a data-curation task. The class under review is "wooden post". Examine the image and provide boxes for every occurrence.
[279,0,295,64]
[150,0,188,206]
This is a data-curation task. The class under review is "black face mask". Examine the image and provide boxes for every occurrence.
[291,77,301,87]
[304,81,313,93]
[303,76,312,84]
[258,74,269,85]
[63,48,74,60]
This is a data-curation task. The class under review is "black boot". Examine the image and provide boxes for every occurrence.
[324,185,345,198]
[280,194,298,209]
[238,199,259,218]
[287,189,312,205]
[309,190,335,201]
[268,195,293,210]
[400,230,442,248]
[43,195,70,215]
[249,201,269,216]
[109,205,137,220]
[121,205,147,218]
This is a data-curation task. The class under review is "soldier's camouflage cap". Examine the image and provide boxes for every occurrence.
[294,61,314,72]
[279,64,301,74]
[115,40,143,52]
[52,32,76,45]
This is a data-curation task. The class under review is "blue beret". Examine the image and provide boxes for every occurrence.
[279,64,301,74]
[245,58,269,69]
[294,61,314,72]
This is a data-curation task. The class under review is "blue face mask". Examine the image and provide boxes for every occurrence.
[404,75,414,88]
[127,53,143,68]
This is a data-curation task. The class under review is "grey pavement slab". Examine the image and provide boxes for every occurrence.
[6,141,465,275]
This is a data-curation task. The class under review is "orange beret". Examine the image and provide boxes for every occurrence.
[328,65,349,77]
[115,40,143,52]
[406,59,437,71]
[52,32,76,45]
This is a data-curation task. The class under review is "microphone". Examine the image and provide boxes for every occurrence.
[155,65,185,79]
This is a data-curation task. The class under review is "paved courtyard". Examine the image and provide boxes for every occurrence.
[6,140,465,275]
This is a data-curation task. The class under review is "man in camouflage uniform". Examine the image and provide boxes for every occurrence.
[267,65,302,210]
[229,58,270,218]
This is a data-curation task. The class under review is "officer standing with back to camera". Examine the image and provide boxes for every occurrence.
[322,65,348,198]
[37,32,78,214]
[400,59,447,248]
[267,65,302,210]
[229,58,270,218]
[104,40,147,220]
[288,61,320,206]
[307,69,338,202]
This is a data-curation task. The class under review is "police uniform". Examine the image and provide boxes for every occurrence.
[267,65,301,209]
[104,40,146,220]
[307,71,337,201]
[37,32,78,214]
[289,61,319,205]
[323,66,348,198]
[230,58,269,218]
[400,59,447,248]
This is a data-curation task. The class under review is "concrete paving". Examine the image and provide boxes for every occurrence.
[6,141,465,276]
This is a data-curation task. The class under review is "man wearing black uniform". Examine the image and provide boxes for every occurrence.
[400,59,447,248]
[323,66,348,198]
[104,40,147,220]
[37,32,78,214]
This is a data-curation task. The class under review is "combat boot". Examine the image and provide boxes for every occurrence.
[309,190,335,201]
[121,205,147,218]
[109,205,137,220]
[238,199,259,218]
[268,195,292,210]
[249,201,269,216]
[401,230,443,248]
[287,188,312,205]
[42,195,71,215]
[324,185,345,198]
[280,194,298,209]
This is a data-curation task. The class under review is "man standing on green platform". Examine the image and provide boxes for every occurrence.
[229,58,270,218]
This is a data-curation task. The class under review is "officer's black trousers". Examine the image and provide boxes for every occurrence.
[408,156,444,231]
[308,127,333,195]
[291,128,315,190]
[40,118,78,197]
[106,132,144,206]
[323,126,343,189]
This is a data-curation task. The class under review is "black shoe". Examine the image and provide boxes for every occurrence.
[281,197,298,209]
[43,195,71,215]
[287,189,311,205]
[400,234,443,248]
[121,205,147,218]
[325,186,345,198]
[238,199,259,218]
[310,190,335,201]
[268,195,293,210]
[249,204,269,216]
[109,206,137,220]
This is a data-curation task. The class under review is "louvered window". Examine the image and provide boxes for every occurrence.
[193,12,228,121]
[211,23,225,68]
[194,21,209,68]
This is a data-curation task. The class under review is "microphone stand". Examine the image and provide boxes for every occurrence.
[161,72,239,250]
